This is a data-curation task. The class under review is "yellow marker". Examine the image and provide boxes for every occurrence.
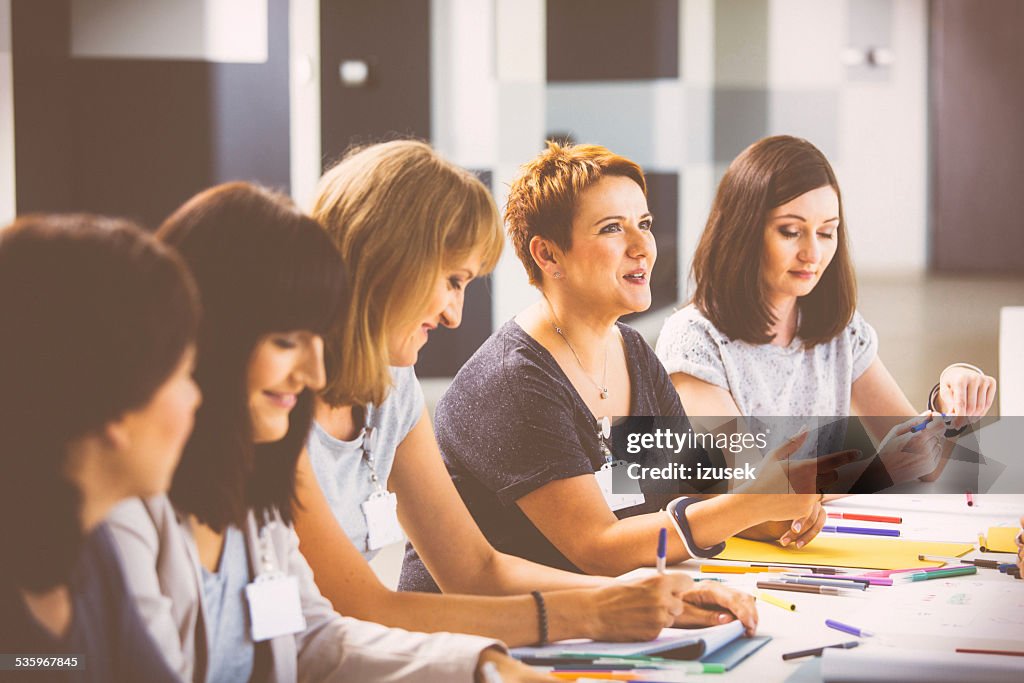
[757,590,796,611]
[978,532,988,552]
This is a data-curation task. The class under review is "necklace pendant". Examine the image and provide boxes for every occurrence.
[600,388,608,400]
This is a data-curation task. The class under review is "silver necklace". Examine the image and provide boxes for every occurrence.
[548,306,609,400]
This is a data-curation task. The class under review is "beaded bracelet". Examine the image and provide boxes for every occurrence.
[530,591,548,646]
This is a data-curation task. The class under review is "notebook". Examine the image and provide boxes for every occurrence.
[511,619,770,669]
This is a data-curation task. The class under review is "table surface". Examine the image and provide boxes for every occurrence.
[618,494,1024,682]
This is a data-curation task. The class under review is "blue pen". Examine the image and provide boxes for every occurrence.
[910,418,930,433]
[998,563,1016,573]
[822,525,900,537]
[825,619,875,637]
[656,527,667,574]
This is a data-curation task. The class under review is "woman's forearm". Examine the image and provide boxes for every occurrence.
[477,551,611,594]
[339,586,596,647]
[686,495,762,550]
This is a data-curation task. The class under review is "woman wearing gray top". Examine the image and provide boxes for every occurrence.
[656,136,997,490]
[106,182,515,683]
[402,142,846,582]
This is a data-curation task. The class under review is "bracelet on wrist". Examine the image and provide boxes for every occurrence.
[665,497,726,559]
[530,591,548,646]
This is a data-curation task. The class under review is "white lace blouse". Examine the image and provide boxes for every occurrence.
[654,304,878,417]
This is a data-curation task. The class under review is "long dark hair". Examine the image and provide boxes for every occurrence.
[0,215,199,590]
[691,135,856,346]
[159,182,348,531]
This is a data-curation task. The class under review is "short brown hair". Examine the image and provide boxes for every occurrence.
[691,135,856,346]
[506,141,646,286]
[313,140,503,407]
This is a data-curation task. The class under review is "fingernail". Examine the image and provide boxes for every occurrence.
[792,522,802,533]
[718,613,729,622]
[780,537,790,546]
[796,540,805,548]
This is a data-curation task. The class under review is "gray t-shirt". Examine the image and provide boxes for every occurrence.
[398,320,691,593]
[200,525,254,683]
[306,366,425,561]
[655,304,878,417]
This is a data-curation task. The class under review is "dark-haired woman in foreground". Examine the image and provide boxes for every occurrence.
[107,183,542,682]
[655,136,996,491]
[0,214,201,682]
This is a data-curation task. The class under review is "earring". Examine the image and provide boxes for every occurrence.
[553,272,562,279]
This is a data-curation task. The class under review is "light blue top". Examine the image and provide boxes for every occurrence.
[200,525,254,683]
[307,366,425,560]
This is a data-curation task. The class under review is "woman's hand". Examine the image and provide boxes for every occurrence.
[589,573,690,642]
[476,648,557,682]
[937,366,997,418]
[675,582,758,636]
[732,430,857,548]
[1016,516,1023,576]
[876,414,945,484]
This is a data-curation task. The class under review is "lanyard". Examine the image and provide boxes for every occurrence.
[359,406,385,494]
[597,415,613,466]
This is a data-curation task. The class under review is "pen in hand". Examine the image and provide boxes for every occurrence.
[657,527,667,574]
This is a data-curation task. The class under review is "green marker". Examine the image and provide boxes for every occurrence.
[551,653,725,673]
[906,565,977,582]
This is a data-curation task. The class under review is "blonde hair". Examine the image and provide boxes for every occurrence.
[312,140,503,406]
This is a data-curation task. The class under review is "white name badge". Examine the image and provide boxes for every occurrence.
[362,490,405,550]
[595,461,645,512]
[245,574,306,642]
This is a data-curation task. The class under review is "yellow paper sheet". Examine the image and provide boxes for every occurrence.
[982,527,1020,553]
[717,536,973,570]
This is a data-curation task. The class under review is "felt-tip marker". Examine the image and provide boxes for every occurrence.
[781,641,860,661]
[825,619,874,637]
[656,528,667,574]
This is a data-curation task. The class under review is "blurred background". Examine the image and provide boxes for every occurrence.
[2,0,1023,419]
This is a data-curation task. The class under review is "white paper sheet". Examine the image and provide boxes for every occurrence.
[821,648,1024,682]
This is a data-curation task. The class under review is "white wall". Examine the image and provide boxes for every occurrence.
[743,0,929,274]
[69,0,267,62]
[837,0,928,274]
[289,0,320,208]
[0,0,14,224]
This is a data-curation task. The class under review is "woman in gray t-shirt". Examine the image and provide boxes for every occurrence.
[656,136,996,489]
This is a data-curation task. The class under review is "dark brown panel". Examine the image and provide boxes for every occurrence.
[319,0,431,164]
[931,0,1024,272]
[11,0,76,214]
[547,0,678,82]
[13,0,291,228]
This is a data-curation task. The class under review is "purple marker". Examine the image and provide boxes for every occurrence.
[656,527,667,574]
[826,619,875,638]
[822,525,900,537]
